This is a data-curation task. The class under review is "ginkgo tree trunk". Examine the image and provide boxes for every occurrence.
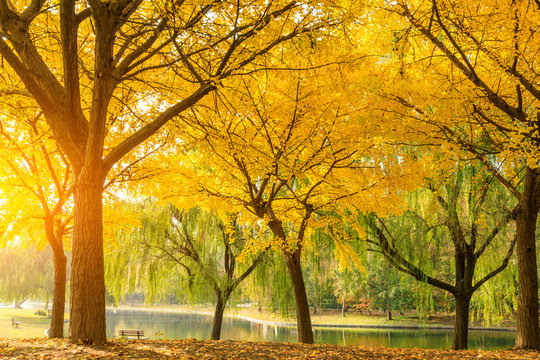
[0,0,346,344]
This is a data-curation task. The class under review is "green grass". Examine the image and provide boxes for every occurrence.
[0,308,53,338]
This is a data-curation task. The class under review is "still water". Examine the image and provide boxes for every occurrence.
[106,309,515,350]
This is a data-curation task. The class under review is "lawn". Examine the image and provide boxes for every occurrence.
[0,308,56,338]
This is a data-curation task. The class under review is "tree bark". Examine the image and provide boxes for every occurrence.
[283,251,314,344]
[49,248,67,338]
[452,294,471,350]
[44,213,67,339]
[514,169,540,349]
[68,171,107,344]
[211,292,227,340]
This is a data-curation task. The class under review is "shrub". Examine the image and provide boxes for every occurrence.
[34,309,48,317]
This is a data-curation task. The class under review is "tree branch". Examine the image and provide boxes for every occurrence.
[103,83,214,172]
[472,235,516,292]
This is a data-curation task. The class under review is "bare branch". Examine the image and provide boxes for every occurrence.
[114,19,169,78]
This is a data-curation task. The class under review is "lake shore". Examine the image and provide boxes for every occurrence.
[1,303,516,341]
[0,308,53,338]
[108,304,516,332]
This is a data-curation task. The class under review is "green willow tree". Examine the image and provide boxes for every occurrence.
[0,0,350,343]
[362,164,517,349]
[106,205,267,340]
[305,231,337,316]
[0,245,53,309]
[248,250,295,317]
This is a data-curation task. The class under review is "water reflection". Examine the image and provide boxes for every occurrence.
[106,309,515,350]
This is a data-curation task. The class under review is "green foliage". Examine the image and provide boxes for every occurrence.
[304,230,338,312]
[0,245,53,307]
[360,162,517,324]
[106,202,267,308]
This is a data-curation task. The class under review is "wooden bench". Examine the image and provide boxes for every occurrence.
[118,329,146,339]
[11,318,20,328]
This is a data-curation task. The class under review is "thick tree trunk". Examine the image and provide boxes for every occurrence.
[386,305,392,321]
[68,173,107,344]
[514,192,540,348]
[211,293,227,340]
[49,249,67,338]
[283,251,314,344]
[452,294,471,350]
[514,168,540,350]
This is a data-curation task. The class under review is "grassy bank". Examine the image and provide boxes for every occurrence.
[120,304,438,326]
[0,308,54,338]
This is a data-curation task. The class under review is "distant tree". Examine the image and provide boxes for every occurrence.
[0,245,53,308]
[332,268,358,318]
[304,229,338,316]
[361,260,411,321]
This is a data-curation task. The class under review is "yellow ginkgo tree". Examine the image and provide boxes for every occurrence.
[0,0,353,343]
[144,66,426,343]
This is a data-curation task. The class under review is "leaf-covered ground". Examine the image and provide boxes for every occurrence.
[1,338,539,359]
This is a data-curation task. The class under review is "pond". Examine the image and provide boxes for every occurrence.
[106,309,515,350]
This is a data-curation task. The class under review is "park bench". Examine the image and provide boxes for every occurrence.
[11,318,20,328]
[118,329,147,339]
